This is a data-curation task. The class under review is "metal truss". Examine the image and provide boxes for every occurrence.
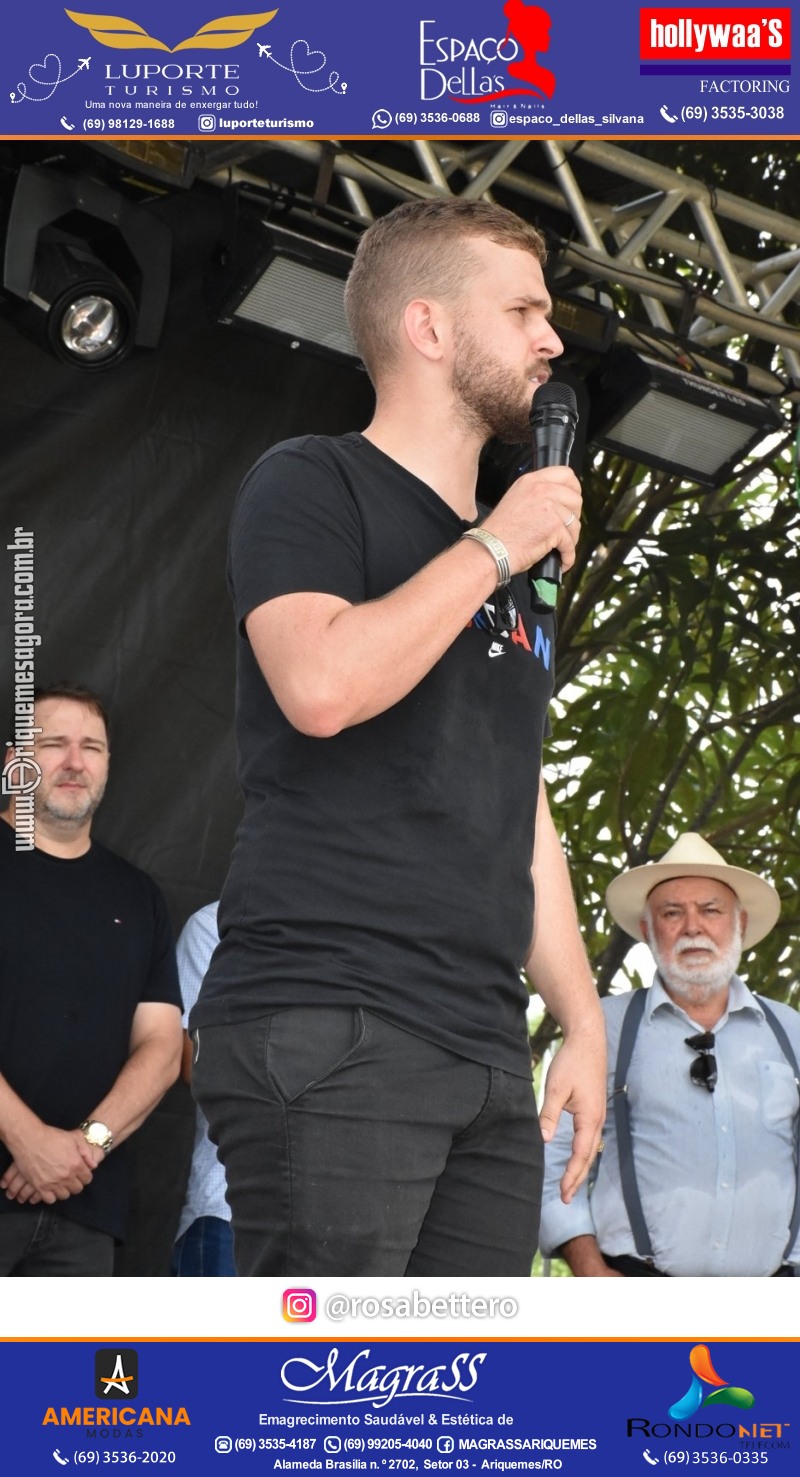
[214,138,800,403]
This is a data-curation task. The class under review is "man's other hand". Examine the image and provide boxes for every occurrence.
[0,1124,98,1204]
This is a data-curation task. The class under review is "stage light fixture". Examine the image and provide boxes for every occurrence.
[2,163,171,369]
[28,240,136,367]
[87,141,268,191]
[549,289,618,355]
[586,347,783,486]
[214,217,359,365]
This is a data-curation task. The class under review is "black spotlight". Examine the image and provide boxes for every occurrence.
[210,210,360,365]
[586,346,783,487]
[2,162,171,370]
[29,239,136,368]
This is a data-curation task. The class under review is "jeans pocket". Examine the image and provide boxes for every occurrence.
[265,1006,366,1105]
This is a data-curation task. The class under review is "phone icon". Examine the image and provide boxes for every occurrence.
[53,1451,69,1466]
[60,116,76,131]
[659,105,678,123]
[643,1450,660,1466]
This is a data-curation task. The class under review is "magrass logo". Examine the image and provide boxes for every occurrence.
[668,1345,754,1421]
[281,1348,487,1411]
[95,1349,139,1399]
[65,8,278,52]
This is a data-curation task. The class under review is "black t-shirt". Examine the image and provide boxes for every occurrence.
[0,823,181,1241]
[192,434,555,1076]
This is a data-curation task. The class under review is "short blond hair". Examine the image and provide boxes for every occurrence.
[344,198,547,385]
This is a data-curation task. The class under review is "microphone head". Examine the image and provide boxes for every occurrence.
[529,380,578,427]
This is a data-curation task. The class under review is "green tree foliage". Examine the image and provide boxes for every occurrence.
[523,145,800,1057]
[531,430,800,1058]
[636,143,800,259]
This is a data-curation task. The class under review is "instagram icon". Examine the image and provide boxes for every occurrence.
[283,1288,317,1322]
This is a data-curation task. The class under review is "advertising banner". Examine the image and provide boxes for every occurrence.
[0,0,798,1448]
[0,1335,797,1469]
[0,0,796,138]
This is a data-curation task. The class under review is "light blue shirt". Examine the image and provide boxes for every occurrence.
[175,902,230,1240]
[540,973,800,1277]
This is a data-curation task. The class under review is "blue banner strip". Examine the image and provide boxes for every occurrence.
[640,63,792,75]
[0,1337,797,1468]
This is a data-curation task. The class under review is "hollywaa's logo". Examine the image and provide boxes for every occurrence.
[420,0,558,104]
[639,8,791,62]
[65,7,278,51]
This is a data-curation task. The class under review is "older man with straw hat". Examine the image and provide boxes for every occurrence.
[540,833,799,1277]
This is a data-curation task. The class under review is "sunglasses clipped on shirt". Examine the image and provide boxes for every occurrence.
[685,1030,718,1093]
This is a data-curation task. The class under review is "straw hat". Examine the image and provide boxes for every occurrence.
[605,832,781,949]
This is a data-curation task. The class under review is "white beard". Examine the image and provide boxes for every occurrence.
[651,929,743,1004]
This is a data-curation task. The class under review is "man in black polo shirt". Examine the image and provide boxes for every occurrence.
[0,682,183,1275]
[192,198,606,1276]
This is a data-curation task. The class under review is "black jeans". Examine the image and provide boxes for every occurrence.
[192,1006,542,1277]
[0,1208,114,1276]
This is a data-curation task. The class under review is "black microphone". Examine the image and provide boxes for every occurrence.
[528,381,579,612]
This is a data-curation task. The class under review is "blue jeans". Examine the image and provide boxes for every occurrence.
[171,1216,235,1277]
[192,1007,542,1277]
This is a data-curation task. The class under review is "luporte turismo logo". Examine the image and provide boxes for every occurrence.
[65,8,278,51]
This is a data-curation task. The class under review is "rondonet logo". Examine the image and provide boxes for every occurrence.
[640,8,791,61]
[65,8,278,51]
[667,1345,754,1421]
[627,1343,790,1445]
[281,1348,487,1410]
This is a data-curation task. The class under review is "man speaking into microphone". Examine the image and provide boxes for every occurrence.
[191,198,606,1277]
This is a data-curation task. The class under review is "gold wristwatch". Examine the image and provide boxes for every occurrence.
[79,1119,113,1155]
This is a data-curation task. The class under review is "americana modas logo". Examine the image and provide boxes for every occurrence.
[95,1349,139,1399]
[65,8,278,51]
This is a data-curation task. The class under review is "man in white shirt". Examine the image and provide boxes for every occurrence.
[540,833,798,1277]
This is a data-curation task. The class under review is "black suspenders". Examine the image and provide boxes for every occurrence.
[610,988,800,1267]
[756,995,800,1263]
[612,987,654,1260]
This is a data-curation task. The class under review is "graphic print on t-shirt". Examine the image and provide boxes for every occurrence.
[468,596,551,670]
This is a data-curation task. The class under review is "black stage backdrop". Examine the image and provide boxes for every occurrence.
[0,182,377,1272]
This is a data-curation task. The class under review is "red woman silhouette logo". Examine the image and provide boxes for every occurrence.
[461,0,556,104]
[502,0,555,98]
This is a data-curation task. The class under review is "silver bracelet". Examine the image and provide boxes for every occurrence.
[461,527,512,587]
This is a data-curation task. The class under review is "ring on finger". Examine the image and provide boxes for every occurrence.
[563,513,576,528]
